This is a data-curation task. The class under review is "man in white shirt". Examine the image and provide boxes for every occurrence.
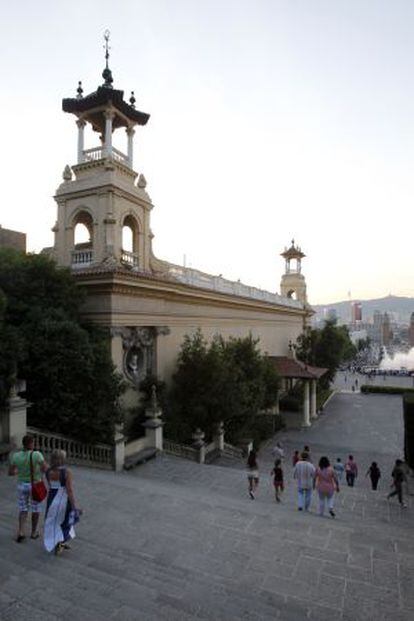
[272,442,284,461]
[293,451,316,511]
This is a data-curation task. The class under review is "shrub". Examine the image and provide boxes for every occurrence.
[404,394,414,470]
[360,385,414,395]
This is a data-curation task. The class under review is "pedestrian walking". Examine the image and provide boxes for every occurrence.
[272,442,284,461]
[270,458,284,502]
[387,459,407,508]
[333,458,345,482]
[315,456,339,517]
[246,450,259,500]
[8,435,48,542]
[303,445,312,462]
[44,449,81,554]
[292,450,300,467]
[345,455,358,487]
[293,451,316,512]
[366,462,381,490]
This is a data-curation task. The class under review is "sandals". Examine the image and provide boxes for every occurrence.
[30,533,40,540]
[16,535,26,543]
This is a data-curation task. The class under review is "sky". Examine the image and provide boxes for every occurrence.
[0,0,413,305]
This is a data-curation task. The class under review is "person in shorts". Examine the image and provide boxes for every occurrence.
[246,450,259,499]
[8,435,48,542]
[271,458,284,502]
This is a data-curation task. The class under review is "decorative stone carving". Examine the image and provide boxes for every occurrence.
[112,326,170,385]
[137,173,147,188]
[63,165,73,181]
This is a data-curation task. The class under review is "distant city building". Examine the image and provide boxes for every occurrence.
[0,225,26,252]
[382,312,393,346]
[409,312,414,347]
[351,301,362,323]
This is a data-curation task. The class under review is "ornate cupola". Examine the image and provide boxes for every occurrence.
[52,31,153,271]
[280,239,308,304]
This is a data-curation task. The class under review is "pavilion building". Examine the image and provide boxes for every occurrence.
[47,38,320,426]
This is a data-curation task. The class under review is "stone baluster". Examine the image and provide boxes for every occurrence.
[192,428,206,464]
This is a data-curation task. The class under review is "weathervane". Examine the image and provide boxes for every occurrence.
[102,29,113,88]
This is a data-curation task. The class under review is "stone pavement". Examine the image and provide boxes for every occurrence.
[0,391,413,620]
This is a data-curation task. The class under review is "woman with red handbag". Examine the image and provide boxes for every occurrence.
[8,434,48,542]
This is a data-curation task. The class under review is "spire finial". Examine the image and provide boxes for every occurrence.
[104,29,110,69]
[102,29,114,88]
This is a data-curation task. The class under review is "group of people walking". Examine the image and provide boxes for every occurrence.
[246,442,409,513]
[8,434,81,553]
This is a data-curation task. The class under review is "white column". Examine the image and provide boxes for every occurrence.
[126,127,135,168]
[76,119,86,163]
[104,111,114,158]
[311,379,317,419]
[302,380,311,427]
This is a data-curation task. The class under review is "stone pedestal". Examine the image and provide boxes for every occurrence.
[192,428,206,464]
[142,386,164,451]
[214,422,225,452]
[114,425,125,472]
[1,390,27,448]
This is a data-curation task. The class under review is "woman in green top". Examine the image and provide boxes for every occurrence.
[8,435,48,542]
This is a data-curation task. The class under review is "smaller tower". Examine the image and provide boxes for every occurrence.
[280,239,307,304]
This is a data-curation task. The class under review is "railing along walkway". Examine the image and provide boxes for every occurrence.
[27,427,114,470]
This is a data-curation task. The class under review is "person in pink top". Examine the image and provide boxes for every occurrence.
[315,456,339,517]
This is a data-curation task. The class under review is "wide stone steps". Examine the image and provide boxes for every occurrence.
[0,390,413,621]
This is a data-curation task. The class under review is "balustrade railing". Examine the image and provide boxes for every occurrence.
[223,442,244,460]
[163,439,199,462]
[168,266,303,309]
[27,427,114,470]
[121,250,139,268]
[82,146,129,166]
[71,249,93,267]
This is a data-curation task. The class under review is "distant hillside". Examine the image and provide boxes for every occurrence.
[312,295,414,323]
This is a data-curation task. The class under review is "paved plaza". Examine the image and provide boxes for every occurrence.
[0,389,413,620]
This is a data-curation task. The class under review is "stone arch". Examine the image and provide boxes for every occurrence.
[71,208,94,249]
[287,289,297,300]
[121,213,140,253]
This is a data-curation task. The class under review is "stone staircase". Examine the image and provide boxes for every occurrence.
[0,391,413,620]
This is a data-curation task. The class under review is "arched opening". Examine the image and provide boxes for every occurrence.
[74,223,91,246]
[287,289,297,300]
[73,211,93,249]
[72,211,93,267]
[121,215,139,267]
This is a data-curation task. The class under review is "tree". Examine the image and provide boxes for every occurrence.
[0,249,124,443]
[167,330,280,442]
[296,319,356,387]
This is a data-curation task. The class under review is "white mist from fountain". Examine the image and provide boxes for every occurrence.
[379,347,414,371]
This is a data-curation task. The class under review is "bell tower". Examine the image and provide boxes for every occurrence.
[52,31,152,271]
[280,239,308,305]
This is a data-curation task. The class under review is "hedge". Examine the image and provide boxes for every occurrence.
[360,385,414,395]
[403,394,414,469]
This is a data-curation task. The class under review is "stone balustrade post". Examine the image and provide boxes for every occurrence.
[214,421,225,451]
[114,424,125,472]
[142,385,164,451]
[192,428,205,464]
[2,380,28,448]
